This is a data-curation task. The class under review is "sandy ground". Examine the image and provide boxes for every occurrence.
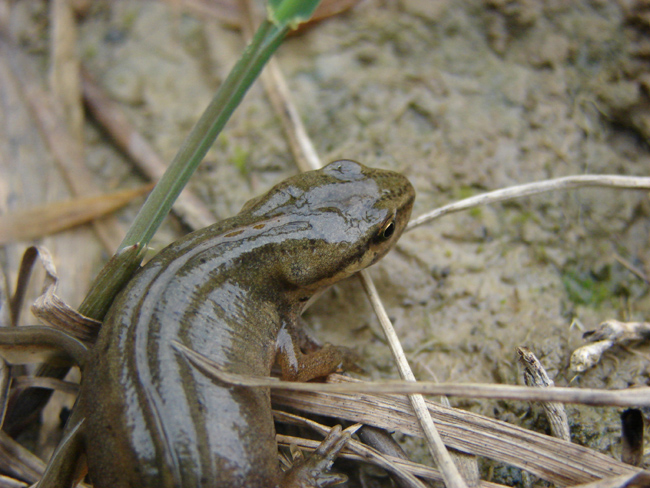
[2,0,650,485]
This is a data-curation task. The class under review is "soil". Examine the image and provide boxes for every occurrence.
[2,0,650,486]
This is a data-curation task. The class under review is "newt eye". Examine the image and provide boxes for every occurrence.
[377,220,395,241]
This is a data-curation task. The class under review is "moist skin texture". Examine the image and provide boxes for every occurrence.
[77,160,415,488]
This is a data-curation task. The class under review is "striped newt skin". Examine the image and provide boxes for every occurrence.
[41,160,414,488]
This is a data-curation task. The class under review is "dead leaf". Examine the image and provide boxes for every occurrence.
[0,184,152,245]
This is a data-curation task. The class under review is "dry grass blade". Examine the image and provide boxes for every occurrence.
[261,59,322,172]
[567,471,650,488]
[180,347,650,406]
[0,431,45,484]
[271,377,642,486]
[0,184,153,245]
[10,247,100,343]
[0,474,29,487]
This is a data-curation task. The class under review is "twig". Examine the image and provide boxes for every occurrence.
[0,431,45,484]
[49,0,83,140]
[517,347,570,441]
[241,0,320,172]
[172,343,650,406]
[407,175,650,232]
[613,253,649,284]
[572,320,650,372]
[358,271,468,488]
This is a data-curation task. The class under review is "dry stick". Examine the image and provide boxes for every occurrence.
[261,58,321,173]
[359,272,468,488]
[48,0,117,252]
[49,0,83,141]
[612,253,649,284]
[241,2,320,173]
[0,432,46,484]
[517,347,570,441]
[407,175,650,232]
[81,70,216,231]
[568,472,650,488]
[0,430,91,488]
[0,474,28,488]
[241,5,466,487]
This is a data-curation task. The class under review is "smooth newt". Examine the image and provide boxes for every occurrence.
[39,160,415,487]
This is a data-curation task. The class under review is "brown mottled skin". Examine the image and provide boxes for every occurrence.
[39,160,414,488]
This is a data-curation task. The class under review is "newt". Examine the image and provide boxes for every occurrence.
[35,160,415,487]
